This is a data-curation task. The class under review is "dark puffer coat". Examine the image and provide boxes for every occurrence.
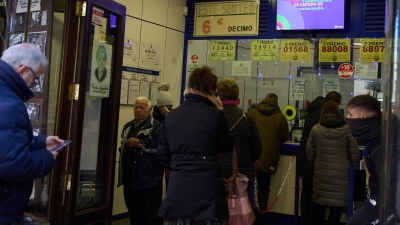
[157,94,233,221]
[306,113,359,207]
[297,96,326,178]
[218,103,262,181]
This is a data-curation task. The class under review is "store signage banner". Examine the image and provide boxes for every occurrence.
[318,38,351,62]
[360,38,385,62]
[209,40,236,61]
[280,39,311,62]
[251,40,279,61]
[194,1,259,36]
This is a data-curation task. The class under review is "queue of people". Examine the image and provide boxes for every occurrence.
[0,42,384,225]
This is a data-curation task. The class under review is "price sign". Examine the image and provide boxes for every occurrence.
[280,39,311,62]
[338,63,354,79]
[251,40,279,61]
[194,1,259,36]
[289,80,305,100]
[323,80,339,95]
[360,38,385,62]
[318,39,351,62]
[209,40,236,61]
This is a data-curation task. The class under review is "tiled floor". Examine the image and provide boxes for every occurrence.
[112,218,168,225]
[111,218,129,225]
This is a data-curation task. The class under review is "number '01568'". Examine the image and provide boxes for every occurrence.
[283,46,308,52]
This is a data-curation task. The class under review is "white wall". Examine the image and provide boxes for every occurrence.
[113,0,186,216]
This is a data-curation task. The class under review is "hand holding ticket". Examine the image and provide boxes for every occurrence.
[51,140,72,152]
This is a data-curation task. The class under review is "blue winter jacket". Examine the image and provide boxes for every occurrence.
[0,59,55,224]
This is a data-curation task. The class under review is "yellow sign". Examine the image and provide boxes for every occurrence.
[318,39,351,62]
[360,38,385,62]
[194,1,259,36]
[280,39,311,62]
[209,40,236,61]
[251,40,279,61]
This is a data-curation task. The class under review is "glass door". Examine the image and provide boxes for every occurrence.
[55,0,126,224]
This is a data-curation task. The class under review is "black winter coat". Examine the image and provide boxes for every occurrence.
[157,94,233,221]
[219,104,262,181]
[298,96,326,178]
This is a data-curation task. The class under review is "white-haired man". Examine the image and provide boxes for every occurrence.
[117,96,163,225]
[0,43,63,224]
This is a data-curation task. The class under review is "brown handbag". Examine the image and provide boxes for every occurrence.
[223,113,256,225]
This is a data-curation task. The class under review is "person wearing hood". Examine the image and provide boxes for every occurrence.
[307,101,359,225]
[153,82,173,124]
[0,43,63,224]
[298,91,342,225]
[346,95,381,225]
[249,93,289,224]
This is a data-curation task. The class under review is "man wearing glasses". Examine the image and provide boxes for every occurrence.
[0,43,63,224]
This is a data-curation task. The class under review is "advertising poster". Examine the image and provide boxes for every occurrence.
[360,38,385,62]
[209,40,236,61]
[150,82,159,106]
[323,79,340,95]
[92,7,107,27]
[289,79,305,100]
[9,33,24,47]
[16,0,41,13]
[139,81,150,99]
[354,62,378,79]
[90,41,112,97]
[123,38,139,66]
[280,39,311,62]
[128,80,140,105]
[140,42,160,69]
[318,38,351,62]
[27,31,47,54]
[232,61,252,77]
[31,10,47,27]
[251,40,279,61]
[120,79,129,104]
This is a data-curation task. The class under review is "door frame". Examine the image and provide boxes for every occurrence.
[49,0,126,224]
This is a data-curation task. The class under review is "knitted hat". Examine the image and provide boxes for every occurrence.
[156,82,174,107]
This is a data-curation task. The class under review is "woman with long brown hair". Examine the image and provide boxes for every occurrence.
[306,101,359,225]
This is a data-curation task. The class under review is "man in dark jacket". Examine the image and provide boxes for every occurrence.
[0,43,63,224]
[346,95,381,225]
[117,96,163,225]
[250,93,289,224]
[297,91,342,225]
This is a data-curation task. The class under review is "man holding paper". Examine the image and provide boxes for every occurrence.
[0,43,63,224]
[117,96,163,225]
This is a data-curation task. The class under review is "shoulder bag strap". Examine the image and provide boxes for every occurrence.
[230,112,245,176]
